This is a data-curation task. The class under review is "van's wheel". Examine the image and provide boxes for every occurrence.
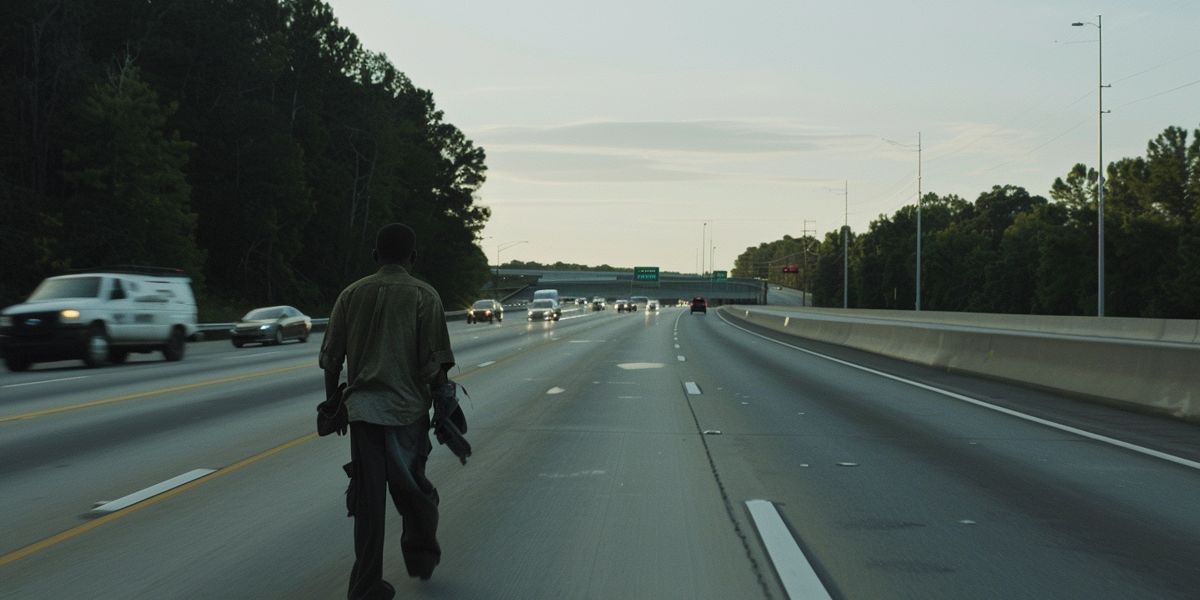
[162,327,186,362]
[108,349,129,364]
[82,324,110,368]
[4,356,32,372]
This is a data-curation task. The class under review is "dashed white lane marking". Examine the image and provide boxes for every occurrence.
[546,387,566,395]
[718,310,1200,472]
[477,361,496,368]
[92,469,216,514]
[221,351,281,360]
[677,355,686,362]
[2,376,88,389]
[745,500,834,600]
[674,344,680,349]
[684,381,702,395]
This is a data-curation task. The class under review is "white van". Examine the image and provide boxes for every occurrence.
[532,289,560,303]
[0,267,198,371]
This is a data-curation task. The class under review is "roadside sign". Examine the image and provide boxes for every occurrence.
[712,270,727,281]
[634,266,659,282]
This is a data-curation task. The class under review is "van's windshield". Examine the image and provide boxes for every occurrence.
[531,300,554,308]
[27,277,102,302]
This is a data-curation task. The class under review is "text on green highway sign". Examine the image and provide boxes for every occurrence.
[634,266,659,282]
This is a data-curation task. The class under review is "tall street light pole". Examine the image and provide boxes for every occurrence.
[496,240,529,278]
[1073,15,1109,317]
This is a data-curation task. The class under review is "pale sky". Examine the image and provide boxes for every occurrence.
[326,0,1200,273]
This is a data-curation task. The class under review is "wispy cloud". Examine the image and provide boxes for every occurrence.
[486,150,711,184]
[477,119,876,185]
[477,120,872,155]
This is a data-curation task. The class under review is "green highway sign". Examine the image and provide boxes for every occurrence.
[712,270,727,281]
[634,266,660,282]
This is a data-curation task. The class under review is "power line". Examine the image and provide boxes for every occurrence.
[1111,48,1200,84]
[979,117,1094,174]
[1115,77,1200,109]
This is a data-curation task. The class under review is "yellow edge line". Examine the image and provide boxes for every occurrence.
[0,432,319,568]
[0,317,600,566]
[0,363,309,423]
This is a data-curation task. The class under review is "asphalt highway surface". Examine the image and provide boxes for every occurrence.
[2,305,1199,599]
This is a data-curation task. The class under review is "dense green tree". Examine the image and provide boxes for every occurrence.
[734,125,1200,318]
[0,0,492,316]
[59,60,202,275]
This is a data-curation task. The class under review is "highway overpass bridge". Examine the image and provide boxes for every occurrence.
[487,269,768,304]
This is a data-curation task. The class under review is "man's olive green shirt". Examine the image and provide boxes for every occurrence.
[319,265,455,426]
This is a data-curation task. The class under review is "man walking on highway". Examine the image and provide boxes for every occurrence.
[320,223,455,599]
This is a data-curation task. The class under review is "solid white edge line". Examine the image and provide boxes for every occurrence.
[684,381,702,395]
[92,468,216,513]
[745,499,834,600]
[477,361,496,368]
[717,310,1200,471]
[2,375,88,389]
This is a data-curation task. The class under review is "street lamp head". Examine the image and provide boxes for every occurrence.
[1071,21,1085,26]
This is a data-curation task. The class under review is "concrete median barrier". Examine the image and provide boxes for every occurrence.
[722,306,1200,422]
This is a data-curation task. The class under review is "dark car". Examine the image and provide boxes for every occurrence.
[467,299,504,324]
[231,306,311,347]
[527,299,560,322]
[690,297,707,314]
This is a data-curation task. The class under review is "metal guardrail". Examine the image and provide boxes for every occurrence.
[194,302,534,340]
[196,318,329,334]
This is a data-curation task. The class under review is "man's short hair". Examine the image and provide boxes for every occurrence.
[376,223,416,263]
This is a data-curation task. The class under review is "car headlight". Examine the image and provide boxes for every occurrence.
[60,309,81,321]
[0,315,11,327]
[259,325,272,330]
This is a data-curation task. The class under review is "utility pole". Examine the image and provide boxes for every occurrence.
[800,220,816,307]
[915,132,923,311]
[701,221,707,277]
[843,180,849,309]
[1098,16,1108,317]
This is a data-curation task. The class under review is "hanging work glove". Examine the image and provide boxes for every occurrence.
[431,380,472,464]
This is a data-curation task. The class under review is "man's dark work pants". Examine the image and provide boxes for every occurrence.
[348,417,440,600]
